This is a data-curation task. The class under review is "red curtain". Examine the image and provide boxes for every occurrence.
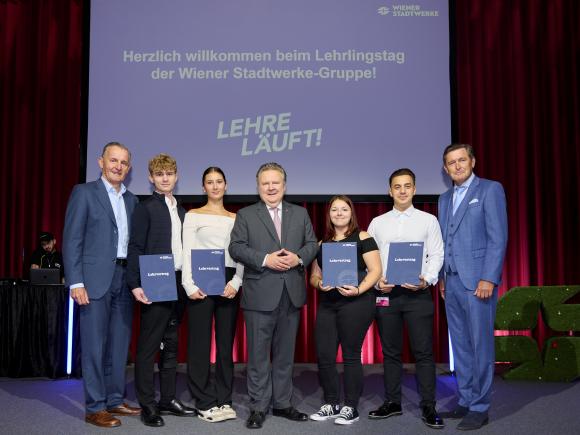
[2,1,579,363]
[0,0,83,274]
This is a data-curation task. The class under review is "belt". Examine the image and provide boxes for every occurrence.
[115,258,128,267]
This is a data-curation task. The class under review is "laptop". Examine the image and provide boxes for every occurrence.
[30,268,61,285]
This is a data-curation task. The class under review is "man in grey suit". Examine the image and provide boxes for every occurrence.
[63,142,141,428]
[229,162,318,429]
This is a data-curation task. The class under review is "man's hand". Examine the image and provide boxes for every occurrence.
[71,287,90,305]
[474,280,494,299]
[265,249,299,270]
[377,277,395,293]
[189,289,207,300]
[402,275,428,291]
[278,249,300,268]
[132,287,151,304]
[222,283,237,299]
[438,278,445,300]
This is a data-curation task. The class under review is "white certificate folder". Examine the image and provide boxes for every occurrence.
[139,254,177,302]
[386,242,424,285]
[190,249,226,295]
[322,242,358,287]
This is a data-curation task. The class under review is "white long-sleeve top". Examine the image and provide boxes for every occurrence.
[367,206,443,285]
[181,212,244,296]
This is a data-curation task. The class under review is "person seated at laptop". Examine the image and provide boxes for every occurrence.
[30,231,64,281]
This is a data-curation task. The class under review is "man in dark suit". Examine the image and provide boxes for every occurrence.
[438,144,508,431]
[63,142,140,428]
[229,162,317,429]
[127,153,196,427]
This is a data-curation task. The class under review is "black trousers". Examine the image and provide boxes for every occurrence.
[135,271,187,408]
[186,268,239,411]
[375,286,436,407]
[315,290,375,408]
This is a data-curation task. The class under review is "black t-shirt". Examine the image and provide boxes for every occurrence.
[30,249,64,277]
[316,230,379,302]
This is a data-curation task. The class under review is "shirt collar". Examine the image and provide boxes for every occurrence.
[163,194,176,208]
[391,204,415,217]
[265,202,282,211]
[101,176,126,195]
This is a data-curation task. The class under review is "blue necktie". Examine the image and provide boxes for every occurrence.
[452,185,467,215]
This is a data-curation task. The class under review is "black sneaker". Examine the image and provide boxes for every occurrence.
[335,406,359,425]
[368,402,402,419]
[309,404,341,421]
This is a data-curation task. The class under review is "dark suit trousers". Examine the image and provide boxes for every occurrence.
[79,264,134,413]
[315,291,375,408]
[243,286,300,412]
[375,286,436,407]
[186,268,239,411]
[135,273,187,408]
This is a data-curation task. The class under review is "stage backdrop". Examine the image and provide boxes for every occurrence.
[2,0,579,363]
[86,0,451,196]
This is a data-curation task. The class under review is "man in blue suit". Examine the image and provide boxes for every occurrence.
[63,142,140,428]
[438,144,507,431]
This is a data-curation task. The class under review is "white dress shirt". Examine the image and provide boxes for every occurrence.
[367,205,444,285]
[164,194,183,271]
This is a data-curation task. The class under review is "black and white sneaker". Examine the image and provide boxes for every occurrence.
[335,406,359,425]
[310,404,341,421]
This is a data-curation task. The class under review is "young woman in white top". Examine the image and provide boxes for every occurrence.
[182,167,244,423]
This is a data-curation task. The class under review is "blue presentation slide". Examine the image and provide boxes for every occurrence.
[87,0,451,195]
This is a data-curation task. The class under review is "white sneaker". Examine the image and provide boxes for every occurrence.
[198,406,228,423]
[334,406,359,425]
[310,404,341,421]
[218,404,237,420]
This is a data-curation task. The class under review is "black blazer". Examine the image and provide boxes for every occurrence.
[127,192,186,290]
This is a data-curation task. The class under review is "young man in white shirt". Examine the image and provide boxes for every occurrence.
[367,168,444,429]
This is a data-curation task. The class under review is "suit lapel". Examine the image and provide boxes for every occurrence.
[94,179,117,227]
[257,203,281,246]
[440,189,453,239]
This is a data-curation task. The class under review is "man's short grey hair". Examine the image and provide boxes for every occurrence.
[101,141,132,161]
[256,162,287,183]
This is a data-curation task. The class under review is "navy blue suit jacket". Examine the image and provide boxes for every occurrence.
[63,179,138,299]
[438,175,508,290]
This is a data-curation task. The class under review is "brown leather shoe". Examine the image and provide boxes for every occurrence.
[108,403,141,416]
[85,410,121,427]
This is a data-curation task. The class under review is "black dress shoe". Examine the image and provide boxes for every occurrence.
[246,410,266,429]
[422,405,445,429]
[368,402,402,419]
[158,399,197,416]
[439,405,469,419]
[141,406,164,427]
[272,407,308,421]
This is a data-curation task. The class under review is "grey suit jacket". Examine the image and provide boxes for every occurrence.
[229,200,317,311]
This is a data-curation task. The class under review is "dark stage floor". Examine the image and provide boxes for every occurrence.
[1,364,578,435]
